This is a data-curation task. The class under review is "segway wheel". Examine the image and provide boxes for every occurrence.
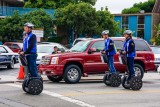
[22,79,29,93]
[122,76,130,89]
[110,74,121,87]
[130,76,143,91]
[103,73,111,86]
[28,79,43,95]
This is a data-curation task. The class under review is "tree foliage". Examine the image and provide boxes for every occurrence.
[24,0,97,9]
[55,3,120,37]
[22,9,54,38]
[152,24,160,45]
[96,9,120,36]
[0,12,23,42]
[122,0,155,14]
[0,10,54,42]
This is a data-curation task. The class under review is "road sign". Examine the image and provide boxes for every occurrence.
[32,29,44,38]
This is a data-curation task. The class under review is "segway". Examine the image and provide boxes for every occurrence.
[119,50,143,90]
[101,53,121,87]
[19,54,43,95]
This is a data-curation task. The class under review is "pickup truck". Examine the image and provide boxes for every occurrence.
[39,37,156,84]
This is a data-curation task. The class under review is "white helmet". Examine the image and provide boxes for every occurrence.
[102,30,109,35]
[123,30,132,35]
[24,22,34,28]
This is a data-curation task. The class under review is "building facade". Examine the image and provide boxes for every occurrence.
[114,13,160,43]
[113,0,160,44]
[0,0,24,17]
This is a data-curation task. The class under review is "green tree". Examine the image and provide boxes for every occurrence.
[24,0,56,9]
[0,10,54,43]
[55,3,119,38]
[0,11,23,42]
[24,0,97,9]
[96,9,120,36]
[122,0,155,14]
[55,3,98,38]
[152,24,160,45]
[22,9,54,38]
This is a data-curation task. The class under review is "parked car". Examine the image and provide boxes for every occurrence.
[150,46,160,70]
[39,37,156,84]
[0,45,19,69]
[37,44,68,65]
[4,42,23,53]
[72,38,93,47]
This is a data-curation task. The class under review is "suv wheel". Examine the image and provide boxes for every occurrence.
[63,65,82,84]
[47,76,62,82]
[7,59,14,69]
[134,64,144,79]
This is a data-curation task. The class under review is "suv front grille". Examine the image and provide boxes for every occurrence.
[40,57,51,65]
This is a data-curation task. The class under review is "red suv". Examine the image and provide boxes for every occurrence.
[4,42,23,53]
[39,37,155,84]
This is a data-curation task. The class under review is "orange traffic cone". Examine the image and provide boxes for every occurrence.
[17,66,24,80]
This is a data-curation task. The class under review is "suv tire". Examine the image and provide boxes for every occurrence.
[63,65,82,84]
[7,59,14,69]
[134,64,144,79]
[47,76,63,82]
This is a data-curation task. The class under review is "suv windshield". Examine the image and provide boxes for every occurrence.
[70,41,90,52]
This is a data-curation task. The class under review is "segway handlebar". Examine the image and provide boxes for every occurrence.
[118,50,127,65]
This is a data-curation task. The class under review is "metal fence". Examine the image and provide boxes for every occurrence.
[0,6,54,16]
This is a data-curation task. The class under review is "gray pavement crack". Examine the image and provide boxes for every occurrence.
[0,97,34,107]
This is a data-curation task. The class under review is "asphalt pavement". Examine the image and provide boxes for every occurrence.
[0,64,160,107]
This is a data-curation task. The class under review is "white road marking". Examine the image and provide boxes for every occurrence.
[5,84,95,107]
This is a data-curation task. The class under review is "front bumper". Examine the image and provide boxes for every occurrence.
[39,64,64,76]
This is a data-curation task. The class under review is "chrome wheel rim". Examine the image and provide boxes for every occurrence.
[67,68,79,81]
[134,67,141,77]
[11,60,14,68]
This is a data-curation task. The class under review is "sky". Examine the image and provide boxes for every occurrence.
[94,0,149,14]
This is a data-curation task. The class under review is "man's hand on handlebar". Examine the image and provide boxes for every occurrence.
[100,50,105,54]
[19,52,24,55]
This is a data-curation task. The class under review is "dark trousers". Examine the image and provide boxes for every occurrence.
[26,54,38,77]
[127,57,135,81]
[107,56,116,74]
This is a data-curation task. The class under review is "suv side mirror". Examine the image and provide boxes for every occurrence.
[88,48,96,54]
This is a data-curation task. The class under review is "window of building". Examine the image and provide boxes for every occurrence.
[122,16,129,30]
[137,15,145,38]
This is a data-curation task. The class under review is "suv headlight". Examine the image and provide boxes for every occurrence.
[51,57,59,64]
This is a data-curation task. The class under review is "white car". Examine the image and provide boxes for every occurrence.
[36,44,68,65]
[150,46,160,71]
[0,45,19,69]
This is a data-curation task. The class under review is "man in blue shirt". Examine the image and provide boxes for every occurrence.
[101,30,117,74]
[19,23,38,77]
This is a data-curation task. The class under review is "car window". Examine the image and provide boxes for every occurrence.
[151,47,160,54]
[37,45,53,53]
[5,43,11,48]
[114,40,150,51]
[73,40,82,46]
[18,43,23,49]
[70,41,91,52]
[114,40,123,51]
[134,40,150,51]
[12,44,19,49]
[0,47,7,53]
[91,41,104,52]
